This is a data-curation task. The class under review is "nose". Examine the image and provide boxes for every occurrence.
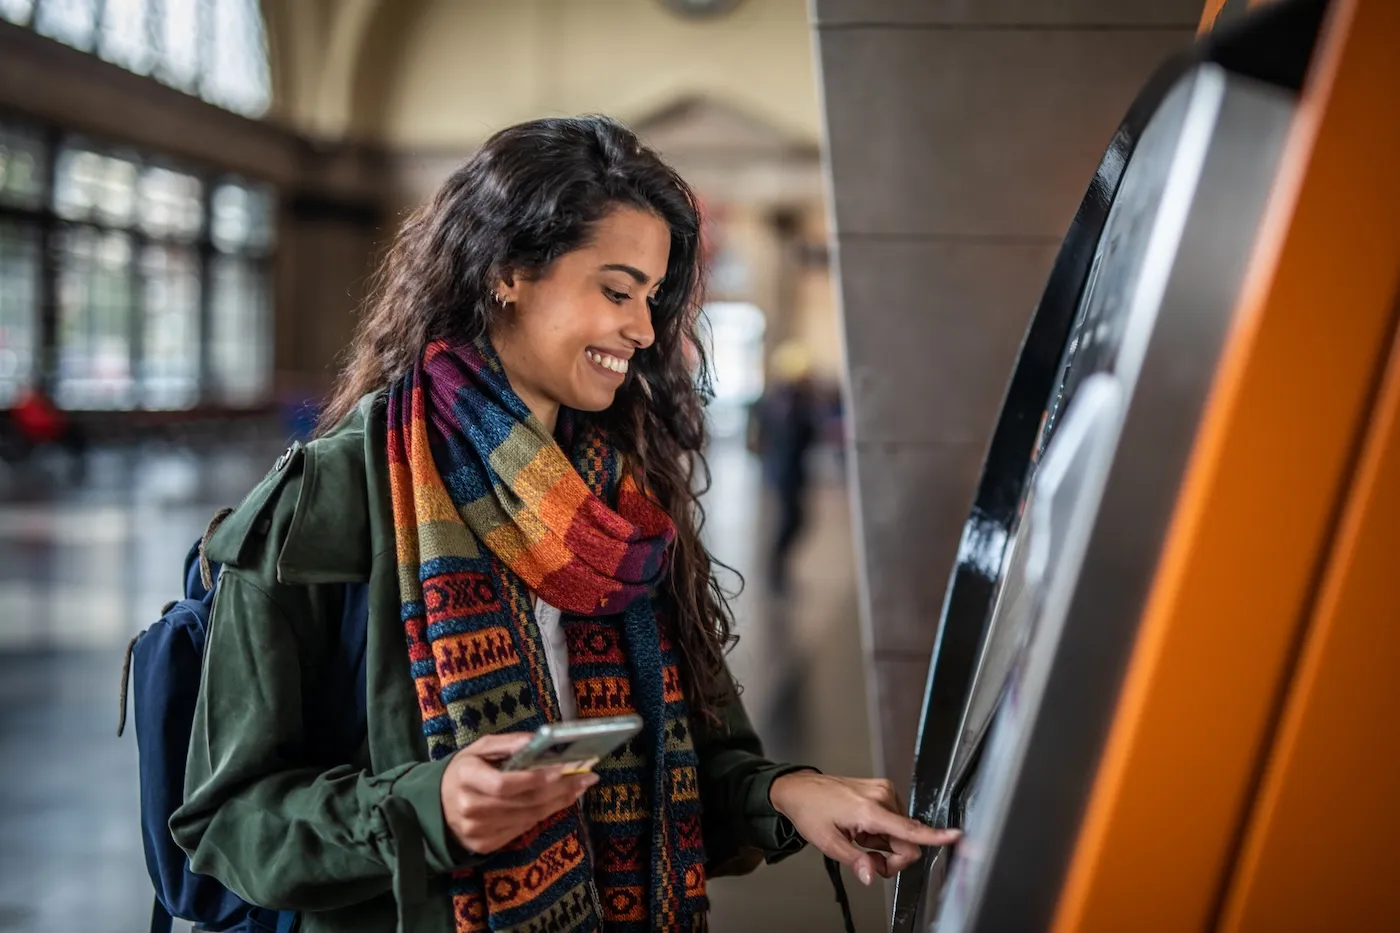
[620,300,655,351]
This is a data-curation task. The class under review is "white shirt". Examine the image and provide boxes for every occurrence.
[535,597,576,720]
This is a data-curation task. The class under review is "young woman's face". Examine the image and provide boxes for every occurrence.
[492,206,669,429]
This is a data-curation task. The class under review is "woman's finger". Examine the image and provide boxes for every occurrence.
[845,829,924,874]
[856,805,961,849]
[884,841,925,874]
[885,831,924,864]
[862,848,894,880]
[541,776,597,813]
[482,771,596,809]
[467,801,571,853]
[458,758,566,800]
[851,830,923,873]
[462,732,534,762]
[531,787,591,825]
[456,758,547,797]
[462,776,591,816]
[852,831,894,853]
[814,830,876,885]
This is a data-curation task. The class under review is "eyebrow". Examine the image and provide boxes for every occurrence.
[600,263,662,287]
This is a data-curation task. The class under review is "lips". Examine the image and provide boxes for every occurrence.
[586,349,629,375]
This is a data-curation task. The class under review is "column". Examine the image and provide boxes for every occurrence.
[811,0,1203,783]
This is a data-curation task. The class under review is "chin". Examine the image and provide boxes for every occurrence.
[565,389,619,413]
[574,396,618,413]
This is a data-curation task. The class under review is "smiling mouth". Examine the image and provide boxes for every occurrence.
[586,349,629,377]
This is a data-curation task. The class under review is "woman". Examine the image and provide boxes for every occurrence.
[173,116,956,933]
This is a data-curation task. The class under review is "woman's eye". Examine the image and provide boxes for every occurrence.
[604,288,630,304]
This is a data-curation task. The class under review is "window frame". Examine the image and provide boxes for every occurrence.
[0,107,276,411]
[0,0,272,119]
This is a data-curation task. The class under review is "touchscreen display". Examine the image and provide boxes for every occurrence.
[931,374,1124,930]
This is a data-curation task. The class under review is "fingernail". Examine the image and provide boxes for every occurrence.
[857,864,872,886]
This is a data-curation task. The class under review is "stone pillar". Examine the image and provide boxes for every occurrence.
[811,0,1202,784]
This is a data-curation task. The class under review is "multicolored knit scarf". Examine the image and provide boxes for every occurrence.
[388,339,709,932]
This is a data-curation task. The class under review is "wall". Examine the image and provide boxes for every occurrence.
[353,0,821,148]
[262,0,834,395]
[811,0,1204,784]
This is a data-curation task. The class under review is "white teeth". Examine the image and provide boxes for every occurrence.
[588,350,628,374]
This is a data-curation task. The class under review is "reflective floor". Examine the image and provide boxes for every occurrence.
[0,434,882,932]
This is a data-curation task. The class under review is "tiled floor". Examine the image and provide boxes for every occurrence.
[0,434,886,932]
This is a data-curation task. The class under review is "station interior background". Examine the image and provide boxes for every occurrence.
[0,1,1213,930]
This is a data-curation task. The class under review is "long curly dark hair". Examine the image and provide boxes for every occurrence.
[320,115,736,725]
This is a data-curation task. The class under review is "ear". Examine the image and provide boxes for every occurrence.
[492,271,519,306]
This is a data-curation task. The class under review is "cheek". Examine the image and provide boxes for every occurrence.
[551,297,618,355]
[522,295,585,356]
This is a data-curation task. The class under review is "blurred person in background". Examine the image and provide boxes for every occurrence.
[756,341,820,593]
[171,116,955,932]
[0,384,86,474]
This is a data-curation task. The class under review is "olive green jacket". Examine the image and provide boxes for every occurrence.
[170,393,806,932]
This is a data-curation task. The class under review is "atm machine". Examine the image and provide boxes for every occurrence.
[891,0,1400,930]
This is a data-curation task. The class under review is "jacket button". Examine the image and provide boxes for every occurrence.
[274,443,297,471]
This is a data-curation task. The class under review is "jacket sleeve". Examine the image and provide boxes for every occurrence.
[170,570,477,913]
[694,666,811,876]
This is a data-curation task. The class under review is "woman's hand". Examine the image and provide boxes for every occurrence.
[440,733,599,855]
[769,771,960,886]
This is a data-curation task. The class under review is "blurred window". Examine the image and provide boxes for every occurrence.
[0,122,46,210]
[140,243,200,409]
[0,1,36,28]
[0,122,46,407]
[0,220,40,407]
[55,225,137,409]
[2,0,271,118]
[206,179,272,406]
[0,115,275,410]
[701,301,768,439]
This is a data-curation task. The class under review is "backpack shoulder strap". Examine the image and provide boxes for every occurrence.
[117,507,233,738]
[825,856,857,933]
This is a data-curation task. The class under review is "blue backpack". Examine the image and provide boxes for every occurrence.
[118,508,369,933]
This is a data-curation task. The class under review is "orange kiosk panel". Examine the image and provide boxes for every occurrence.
[1200,1,1284,35]
[889,1,1400,930]
[1218,271,1400,933]
[1054,0,1400,930]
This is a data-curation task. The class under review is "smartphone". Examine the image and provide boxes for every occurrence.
[500,715,644,775]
